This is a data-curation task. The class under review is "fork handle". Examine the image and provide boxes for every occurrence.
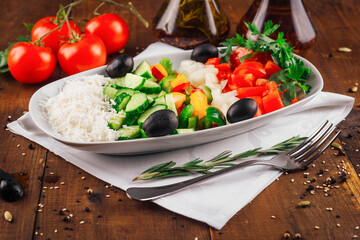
[126,159,263,201]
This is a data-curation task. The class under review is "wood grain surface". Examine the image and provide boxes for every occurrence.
[0,0,359,239]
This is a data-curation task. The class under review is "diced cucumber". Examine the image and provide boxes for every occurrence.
[108,111,126,130]
[179,104,194,128]
[140,71,152,79]
[173,128,195,134]
[147,96,155,107]
[137,104,167,125]
[187,116,198,130]
[113,77,126,88]
[147,76,158,82]
[125,92,149,125]
[117,125,141,140]
[103,85,118,99]
[153,96,166,106]
[158,90,166,97]
[140,80,161,94]
[159,75,176,93]
[165,93,178,116]
[113,93,131,112]
[140,129,148,138]
[134,60,152,77]
[199,85,213,104]
[124,73,146,90]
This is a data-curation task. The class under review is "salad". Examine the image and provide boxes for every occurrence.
[103,22,311,140]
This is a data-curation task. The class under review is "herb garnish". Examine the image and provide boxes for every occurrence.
[133,136,306,181]
[219,21,312,106]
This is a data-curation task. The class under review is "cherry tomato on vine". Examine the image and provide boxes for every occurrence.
[57,34,107,75]
[84,13,129,55]
[7,42,56,84]
[31,16,81,55]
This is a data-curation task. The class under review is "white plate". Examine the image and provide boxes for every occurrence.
[29,50,323,155]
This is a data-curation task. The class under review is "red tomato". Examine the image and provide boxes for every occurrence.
[233,61,266,78]
[57,34,107,75]
[8,42,56,84]
[31,17,81,55]
[229,47,252,70]
[84,13,129,55]
[215,63,232,81]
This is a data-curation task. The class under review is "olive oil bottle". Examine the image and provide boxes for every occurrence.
[236,0,317,52]
[153,0,229,49]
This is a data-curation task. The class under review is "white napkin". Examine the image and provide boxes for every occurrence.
[8,42,354,229]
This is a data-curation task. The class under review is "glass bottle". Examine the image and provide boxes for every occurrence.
[153,0,230,49]
[236,0,316,51]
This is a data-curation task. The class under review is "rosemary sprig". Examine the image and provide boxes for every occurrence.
[133,136,307,181]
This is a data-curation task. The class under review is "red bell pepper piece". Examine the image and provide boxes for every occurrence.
[215,63,232,81]
[247,96,265,117]
[262,90,284,113]
[237,86,268,99]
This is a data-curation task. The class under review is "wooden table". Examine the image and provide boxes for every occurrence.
[1,0,359,239]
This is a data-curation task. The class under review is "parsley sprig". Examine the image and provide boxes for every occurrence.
[133,136,306,181]
[219,21,312,106]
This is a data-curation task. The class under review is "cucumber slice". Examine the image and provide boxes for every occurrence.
[165,93,178,116]
[125,92,149,124]
[147,96,155,107]
[199,85,213,104]
[124,73,146,90]
[153,96,166,106]
[108,111,126,130]
[140,80,161,94]
[103,85,118,99]
[173,128,195,134]
[140,129,148,138]
[179,104,194,128]
[137,104,167,125]
[159,75,176,93]
[187,116,198,130]
[113,93,131,112]
[117,125,141,140]
[134,60,152,77]
[113,77,126,88]
[115,88,136,97]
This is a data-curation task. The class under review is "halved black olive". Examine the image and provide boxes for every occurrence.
[226,98,258,123]
[142,110,178,137]
[105,54,134,78]
[191,44,219,63]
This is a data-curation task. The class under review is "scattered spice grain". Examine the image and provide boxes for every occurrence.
[4,211,12,222]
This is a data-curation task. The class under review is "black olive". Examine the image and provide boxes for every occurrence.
[0,170,24,202]
[142,110,178,137]
[105,54,134,78]
[226,98,258,123]
[191,44,219,63]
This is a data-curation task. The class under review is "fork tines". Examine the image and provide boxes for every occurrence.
[287,120,341,166]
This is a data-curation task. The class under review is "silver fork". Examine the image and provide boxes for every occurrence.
[126,120,340,201]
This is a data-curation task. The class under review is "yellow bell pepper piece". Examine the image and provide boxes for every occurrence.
[190,91,209,119]
[172,92,187,109]
[170,74,187,89]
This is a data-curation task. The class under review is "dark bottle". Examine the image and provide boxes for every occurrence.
[153,0,230,49]
[236,0,316,51]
